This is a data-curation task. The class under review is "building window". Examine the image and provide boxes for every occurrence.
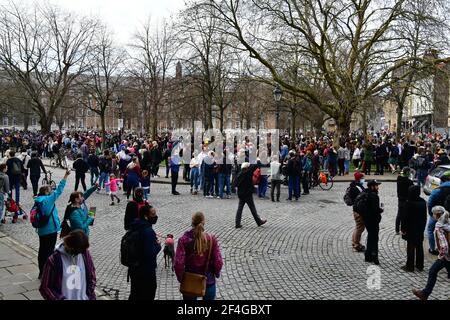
[12,117,17,126]
[78,120,83,128]
[3,117,8,126]
[31,118,37,126]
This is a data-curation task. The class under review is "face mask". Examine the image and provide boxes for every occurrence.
[149,215,158,225]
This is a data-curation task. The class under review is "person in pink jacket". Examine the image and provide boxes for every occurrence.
[105,174,122,206]
[174,212,223,300]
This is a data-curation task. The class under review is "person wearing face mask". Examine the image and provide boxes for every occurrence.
[128,205,161,300]
[361,180,383,265]
[39,230,96,300]
[35,169,71,279]
[396,167,414,235]
[348,171,366,252]
[124,187,147,230]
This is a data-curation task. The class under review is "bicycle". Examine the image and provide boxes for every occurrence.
[42,171,57,190]
[50,152,68,169]
[310,170,334,191]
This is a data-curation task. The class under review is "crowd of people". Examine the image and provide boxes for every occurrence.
[1,127,450,300]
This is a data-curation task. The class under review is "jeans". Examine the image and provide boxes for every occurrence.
[422,259,450,297]
[204,173,213,197]
[0,193,4,221]
[30,175,40,196]
[8,175,20,205]
[258,176,268,197]
[427,216,437,251]
[183,283,216,301]
[344,160,350,174]
[218,173,231,198]
[190,167,200,191]
[99,172,110,192]
[38,232,57,278]
[288,176,300,199]
[90,167,99,186]
[235,196,263,227]
[417,169,428,187]
[271,180,281,201]
[143,189,149,200]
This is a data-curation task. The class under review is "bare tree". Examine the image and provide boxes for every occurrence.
[202,0,450,140]
[0,1,99,133]
[75,27,126,149]
[129,18,180,139]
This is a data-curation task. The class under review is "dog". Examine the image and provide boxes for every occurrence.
[163,234,175,272]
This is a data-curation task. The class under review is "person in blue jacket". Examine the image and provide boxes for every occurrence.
[36,169,70,279]
[426,171,450,255]
[128,204,161,300]
[64,184,98,236]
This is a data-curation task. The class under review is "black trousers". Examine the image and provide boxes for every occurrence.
[171,170,179,193]
[183,164,191,181]
[365,224,379,260]
[30,175,40,196]
[406,240,424,270]
[271,180,281,201]
[396,200,407,233]
[302,173,310,194]
[129,271,157,301]
[235,196,262,226]
[376,158,384,175]
[365,161,372,175]
[38,232,57,277]
[75,173,87,191]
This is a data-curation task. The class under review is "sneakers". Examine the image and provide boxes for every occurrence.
[110,202,115,206]
[172,191,180,196]
[22,215,28,220]
[412,289,428,301]
[226,195,231,199]
[206,195,214,199]
[193,191,198,195]
[353,245,365,252]
[12,217,18,224]
[117,199,120,204]
[217,196,221,199]
[235,225,242,229]
[373,257,380,265]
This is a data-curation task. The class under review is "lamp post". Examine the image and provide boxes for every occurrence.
[273,84,283,130]
[116,96,124,141]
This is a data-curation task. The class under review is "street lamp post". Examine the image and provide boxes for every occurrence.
[273,84,283,130]
[116,96,124,141]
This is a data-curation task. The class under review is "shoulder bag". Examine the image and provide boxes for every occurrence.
[180,236,213,297]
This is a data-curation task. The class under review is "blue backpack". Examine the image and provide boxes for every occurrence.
[303,157,312,172]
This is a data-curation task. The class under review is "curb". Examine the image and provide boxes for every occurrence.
[0,231,111,300]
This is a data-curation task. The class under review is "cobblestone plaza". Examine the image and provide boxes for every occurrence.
[1,168,449,300]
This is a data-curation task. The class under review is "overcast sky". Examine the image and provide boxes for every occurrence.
[47,0,187,45]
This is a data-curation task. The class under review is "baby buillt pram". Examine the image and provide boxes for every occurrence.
[3,198,27,224]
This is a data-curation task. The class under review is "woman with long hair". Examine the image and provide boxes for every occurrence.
[174,212,223,300]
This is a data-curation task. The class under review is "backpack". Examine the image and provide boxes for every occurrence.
[30,202,55,229]
[344,184,361,206]
[417,157,426,169]
[252,168,262,185]
[353,191,369,215]
[120,228,143,268]
[303,157,312,172]
[11,159,21,175]
[435,186,450,208]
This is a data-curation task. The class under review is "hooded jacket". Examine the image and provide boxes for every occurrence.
[64,186,96,236]
[39,243,96,300]
[0,172,10,194]
[235,165,259,199]
[35,179,66,236]
[129,219,161,274]
[403,185,427,243]
[397,175,414,202]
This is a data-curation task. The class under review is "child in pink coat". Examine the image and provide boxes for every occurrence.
[105,175,123,206]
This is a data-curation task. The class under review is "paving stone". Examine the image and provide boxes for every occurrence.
[2,293,28,300]
[23,290,43,300]
[0,284,27,296]
[6,264,38,275]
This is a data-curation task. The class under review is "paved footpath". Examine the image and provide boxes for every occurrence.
[1,165,449,300]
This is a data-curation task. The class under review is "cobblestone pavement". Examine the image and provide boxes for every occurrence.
[1,167,449,300]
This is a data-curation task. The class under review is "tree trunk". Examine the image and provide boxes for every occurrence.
[39,115,52,134]
[152,103,158,140]
[220,107,224,133]
[362,108,368,140]
[334,112,352,147]
[291,111,297,139]
[207,96,213,130]
[23,112,30,132]
[100,111,106,150]
[396,105,403,142]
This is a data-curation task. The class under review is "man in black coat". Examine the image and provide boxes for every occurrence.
[234,162,267,228]
[73,154,89,191]
[396,167,414,234]
[124,188,147,230]
[27,152,47,197]
[401,185,427,272]
[361,180,383,265]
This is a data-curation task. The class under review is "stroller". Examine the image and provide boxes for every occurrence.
[3,198,27,224]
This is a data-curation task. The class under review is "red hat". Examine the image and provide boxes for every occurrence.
[354,172,364,181]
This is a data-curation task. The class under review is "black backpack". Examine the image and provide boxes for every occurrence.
[120,228,143,269]
[344,184,361,206]
[353,191,369,215]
